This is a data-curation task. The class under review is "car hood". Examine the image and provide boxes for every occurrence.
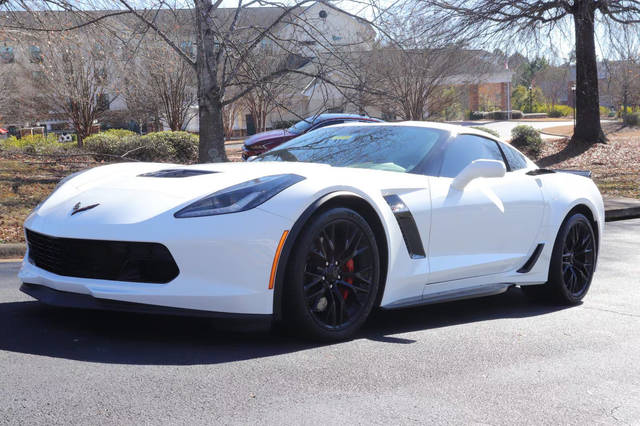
[244,129,296,146]
[28,161,426,230]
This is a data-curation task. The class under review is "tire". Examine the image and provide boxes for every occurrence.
[523,213,597,304]
[283,207,380,341]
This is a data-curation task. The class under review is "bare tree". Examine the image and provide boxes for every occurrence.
[146,48,197,131]
[536,65,569,108]
[415,0,640,143]
[1,1,383,162]
[602,24,640,114]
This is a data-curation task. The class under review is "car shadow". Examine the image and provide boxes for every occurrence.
[0,287,571,365]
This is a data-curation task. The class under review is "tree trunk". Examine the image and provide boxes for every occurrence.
[195,0,228,163]
[572,1,606,143]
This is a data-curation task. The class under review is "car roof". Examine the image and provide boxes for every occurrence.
[308,113,383,123]
[326,120,501,141]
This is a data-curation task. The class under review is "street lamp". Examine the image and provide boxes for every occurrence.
[528,85,533,113]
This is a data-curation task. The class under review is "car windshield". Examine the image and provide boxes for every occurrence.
[288,118,315,134]
[255,125,445,174]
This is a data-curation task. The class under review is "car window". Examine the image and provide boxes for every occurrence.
[311,120,344,131]
[500,142,529,171]
[439,135,505,178]
[256,125,446,174]
[288,118,314,134]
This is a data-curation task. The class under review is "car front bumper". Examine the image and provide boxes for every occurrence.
[19,206,295,316]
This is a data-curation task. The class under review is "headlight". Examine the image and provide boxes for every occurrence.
[174,174,305,218]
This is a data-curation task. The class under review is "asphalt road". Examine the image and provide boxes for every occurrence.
[1,219,639,425]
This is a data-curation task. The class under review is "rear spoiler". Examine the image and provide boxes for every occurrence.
[527,169,592,178]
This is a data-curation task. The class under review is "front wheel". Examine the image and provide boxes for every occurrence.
[523,213,597,304]
[284,207,380,341]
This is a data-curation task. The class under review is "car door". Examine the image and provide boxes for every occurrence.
[427,134,545,283]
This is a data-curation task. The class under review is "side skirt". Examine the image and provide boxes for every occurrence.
[381,283,512,310]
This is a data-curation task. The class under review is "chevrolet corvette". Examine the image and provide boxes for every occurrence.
[19,122,604,340]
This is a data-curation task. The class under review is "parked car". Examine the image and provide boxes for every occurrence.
[20,122,603,341]
[241,113,383,159]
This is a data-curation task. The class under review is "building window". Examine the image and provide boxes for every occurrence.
[300,40,316,46]
[29,46,43,63]
[0,46,14,64]
[332,35,343,41]
[319,10,328,19]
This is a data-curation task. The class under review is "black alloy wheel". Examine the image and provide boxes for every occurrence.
[285,207,380,341]
[523,213,597,304]
[560,218,596,298]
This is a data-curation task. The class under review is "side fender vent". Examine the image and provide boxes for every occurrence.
[517,243,545,273]
[383,194,426,259]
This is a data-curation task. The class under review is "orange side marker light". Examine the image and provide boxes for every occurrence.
[269,230,289,290]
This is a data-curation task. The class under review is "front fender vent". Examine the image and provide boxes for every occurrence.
[517,243,545,273]
[383,194,426,259]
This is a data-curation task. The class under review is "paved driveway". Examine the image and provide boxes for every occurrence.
[458,119,622,141]
[1,219,639,424]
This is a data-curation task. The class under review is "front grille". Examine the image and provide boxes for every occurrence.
[25,229,179,284]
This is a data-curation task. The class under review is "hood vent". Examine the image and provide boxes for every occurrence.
[138,169,217,178]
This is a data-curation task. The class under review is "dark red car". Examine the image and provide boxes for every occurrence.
[241,113,383,160]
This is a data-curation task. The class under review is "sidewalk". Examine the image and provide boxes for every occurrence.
[2,197,638,259]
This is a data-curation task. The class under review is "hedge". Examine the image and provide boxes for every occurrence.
[84,130,198,163]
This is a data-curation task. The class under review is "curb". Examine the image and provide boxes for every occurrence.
[605,206,640,222]
[0,243,25,259]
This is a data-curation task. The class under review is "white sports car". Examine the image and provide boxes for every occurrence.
[19,122,604,340]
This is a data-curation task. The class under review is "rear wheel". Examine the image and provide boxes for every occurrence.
[523,213,597,304]
[284,207,380,341]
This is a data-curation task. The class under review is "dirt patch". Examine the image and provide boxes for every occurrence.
[536,124,640,199]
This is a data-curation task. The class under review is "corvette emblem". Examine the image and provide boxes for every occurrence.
[71,202,100,216]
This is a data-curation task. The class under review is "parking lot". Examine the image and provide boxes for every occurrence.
[1,219,639,425]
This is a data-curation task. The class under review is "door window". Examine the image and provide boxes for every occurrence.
[439,135,505,178]
[499,142,529,171]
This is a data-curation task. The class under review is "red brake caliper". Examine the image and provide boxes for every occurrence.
[342,259,354,300]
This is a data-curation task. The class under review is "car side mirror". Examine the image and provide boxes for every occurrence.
[451,159,506,190]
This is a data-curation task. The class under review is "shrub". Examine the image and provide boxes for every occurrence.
[0,134,73,155]
[623,112,640,127]
[84,130,198,163]
[599,106,610,117]
[140,131,198,163]
[471,126,500,138]
[102,128,137,138]
[84,131,137,161]
[510,125,543,159]
[470,111,488,120]
[548,109,563,118]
